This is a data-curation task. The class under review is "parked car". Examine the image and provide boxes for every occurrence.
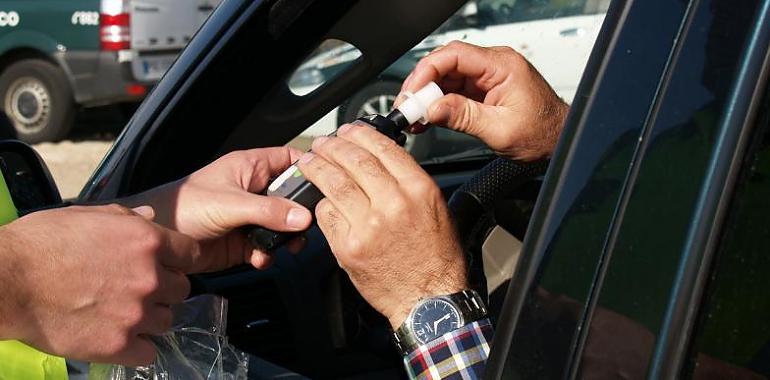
[0,0,219,143]
[290,0,608,162]
[4,0,770,378]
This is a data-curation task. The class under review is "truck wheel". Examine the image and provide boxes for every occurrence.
[338,80,433,161]
[0,59,75,143]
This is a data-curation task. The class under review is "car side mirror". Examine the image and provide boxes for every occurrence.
[460,2,481,28]
[465,14,480,28]
[0,140,62,217]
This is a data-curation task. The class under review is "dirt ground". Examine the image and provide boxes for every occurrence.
[32,106,125,199]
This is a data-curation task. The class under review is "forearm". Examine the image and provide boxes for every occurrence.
[0,225,28,341]
[404,319,494,379]
[115,180,182,230]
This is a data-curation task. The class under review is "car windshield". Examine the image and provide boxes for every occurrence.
[287,0,610,164]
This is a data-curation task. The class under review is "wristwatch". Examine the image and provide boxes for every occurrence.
[393,289,488,355]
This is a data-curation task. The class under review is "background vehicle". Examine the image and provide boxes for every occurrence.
[7,0,764,378]
[290,0,608,162]
[0,0,219,143]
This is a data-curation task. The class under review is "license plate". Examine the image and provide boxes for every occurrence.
[132,55,176,82]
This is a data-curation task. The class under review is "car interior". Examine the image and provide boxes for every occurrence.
[74,0,606,378]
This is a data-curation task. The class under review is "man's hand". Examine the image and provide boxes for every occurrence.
[399,40,569,161]
[0,204,199,366]
[298,123,467,329]
[123,147,313,272]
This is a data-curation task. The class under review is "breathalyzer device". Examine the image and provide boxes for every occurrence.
[247,82,444,250]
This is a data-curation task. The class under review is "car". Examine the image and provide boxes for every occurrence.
[0,0,220,143]
[5,0,770,378]
[289,0,608,162]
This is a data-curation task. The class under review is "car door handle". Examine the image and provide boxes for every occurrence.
[559,27,586,37]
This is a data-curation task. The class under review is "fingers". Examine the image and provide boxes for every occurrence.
[402,41,508,95]
[115,336,157,367]
[335,123,425,184]
[221,192,312,232]
[248,248,274,269]
[237,146,305,192]
[246,235,304,269]
[156,226,201,272]
[310,135,400,202]
[154,267,191,304]
[426,93,497,139]
[286,235,307,254]
[297,152,370,223]
[137,304,175,336]
[131,205,156,220]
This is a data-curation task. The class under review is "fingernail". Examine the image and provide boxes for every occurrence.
[430,103,451,122]
[337,124,354,134]
[286,208,310,229]
[394,93,406,107]
[132,205,155,220]
[403,72,414,90]
[299,152,315,163]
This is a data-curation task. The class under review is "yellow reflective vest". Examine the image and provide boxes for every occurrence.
[0,172,67,380]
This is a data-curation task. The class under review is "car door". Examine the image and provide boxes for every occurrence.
[79,0,479,377]
[485,0,770,378]
[76,0,608,378]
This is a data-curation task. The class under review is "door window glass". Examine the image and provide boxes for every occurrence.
[479,0,589,25]
[682,116,770,379]
[287,40,362,96]
[289,0,608,164]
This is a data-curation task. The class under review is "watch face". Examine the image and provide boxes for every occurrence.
[411,298,462,344]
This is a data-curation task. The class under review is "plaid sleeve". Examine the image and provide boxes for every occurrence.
[404,319,494,380]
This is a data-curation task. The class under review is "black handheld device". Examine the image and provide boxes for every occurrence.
[246,82,444,250]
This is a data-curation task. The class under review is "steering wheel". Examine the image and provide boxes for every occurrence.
[448,158,549,316]
[253,157,550,372]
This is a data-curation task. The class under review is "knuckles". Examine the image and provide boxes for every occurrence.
[135,270,161,298]
[327,176,359,199]
[123,302,147,328]
[373,137,399,157]
[133,226,164,256]
[413,177,441,200]
[350,151,386,177]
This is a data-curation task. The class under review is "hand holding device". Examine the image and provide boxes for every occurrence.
[399,40,569,161]
[247,82,445,251]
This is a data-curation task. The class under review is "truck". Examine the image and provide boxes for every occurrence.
[0,0,219,143]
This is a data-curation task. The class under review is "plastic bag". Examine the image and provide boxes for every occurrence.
[89,295,249,380]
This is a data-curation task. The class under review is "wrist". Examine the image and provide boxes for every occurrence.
[118,180,180,229]
[543,99,570,157]
[392,289,488,356]
[387,268,468,329]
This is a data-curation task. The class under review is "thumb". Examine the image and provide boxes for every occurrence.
[226,192,312,232]
[131,205,156,221]
[428,94,496,141]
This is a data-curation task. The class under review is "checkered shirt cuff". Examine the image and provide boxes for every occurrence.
[403,319,493,380]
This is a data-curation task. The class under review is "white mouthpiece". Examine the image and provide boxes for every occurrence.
[397,82,444,125]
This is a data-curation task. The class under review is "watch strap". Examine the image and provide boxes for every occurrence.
[393,289,487,356]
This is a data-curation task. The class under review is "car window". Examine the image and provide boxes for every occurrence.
[288,0,607,164]
[479,0,588,24]
[681,117,770,379]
